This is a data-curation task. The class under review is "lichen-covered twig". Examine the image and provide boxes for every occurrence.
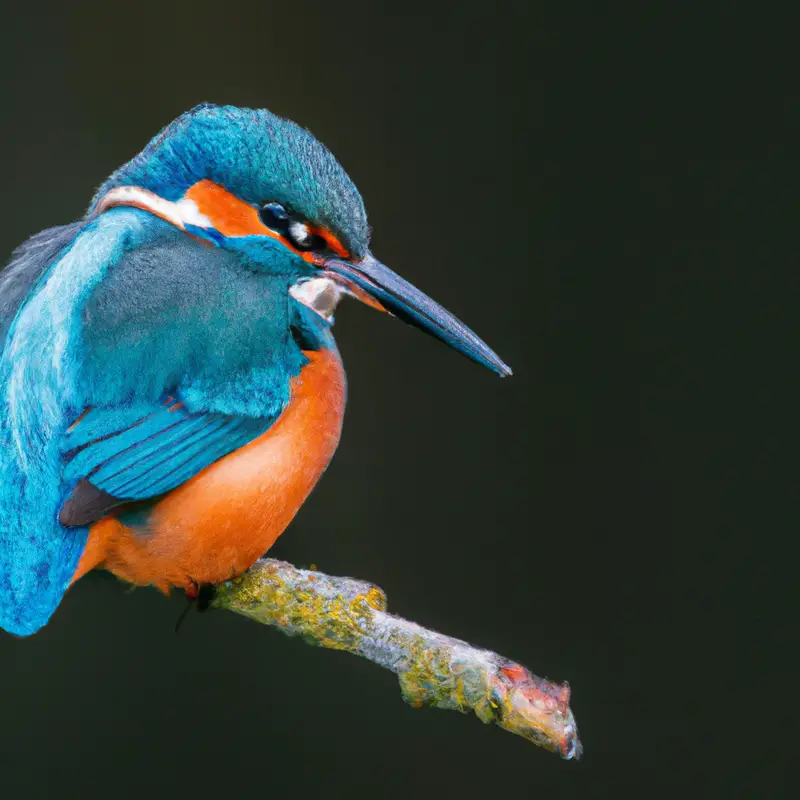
[212,559,582,759]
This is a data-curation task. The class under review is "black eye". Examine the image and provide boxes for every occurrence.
[259,201,290,230]
[259,201,329,255]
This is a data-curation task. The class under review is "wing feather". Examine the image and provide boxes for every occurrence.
[59,400,276,526]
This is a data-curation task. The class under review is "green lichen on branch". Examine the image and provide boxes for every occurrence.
[213,558,581,759]
[213,559,386,650]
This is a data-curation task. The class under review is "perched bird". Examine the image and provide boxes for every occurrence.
[0,104,510,637]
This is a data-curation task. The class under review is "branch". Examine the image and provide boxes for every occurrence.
[212,559,581,759]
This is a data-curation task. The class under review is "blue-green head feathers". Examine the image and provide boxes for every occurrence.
[91,104,370,259]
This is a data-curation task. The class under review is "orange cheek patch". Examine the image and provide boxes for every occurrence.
[184,180,276,238]
[184,180,350,262]
[183,180,350,264]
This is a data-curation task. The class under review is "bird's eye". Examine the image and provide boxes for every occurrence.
[259,201,290,230]
[259,201,329,255]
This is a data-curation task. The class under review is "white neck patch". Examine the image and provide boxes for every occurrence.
[94,186,213,230]
[290,278,344,322]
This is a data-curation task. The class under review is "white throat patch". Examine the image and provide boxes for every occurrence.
[290,278,344,323]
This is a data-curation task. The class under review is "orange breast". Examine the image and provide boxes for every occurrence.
[72,348,346,592]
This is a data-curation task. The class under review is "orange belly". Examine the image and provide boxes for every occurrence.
[71,348,345,592]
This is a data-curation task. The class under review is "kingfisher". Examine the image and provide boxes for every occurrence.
[0,104,510,637]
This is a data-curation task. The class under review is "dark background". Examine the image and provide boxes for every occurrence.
[0,2,791,798]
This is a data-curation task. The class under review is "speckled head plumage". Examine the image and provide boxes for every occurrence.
[92,104,370,259]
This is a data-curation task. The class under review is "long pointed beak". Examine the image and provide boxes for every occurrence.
[323,255,512,377]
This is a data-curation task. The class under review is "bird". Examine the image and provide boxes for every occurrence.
[0,104,510,637]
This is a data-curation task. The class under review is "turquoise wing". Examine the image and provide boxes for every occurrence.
[59,399,275,525]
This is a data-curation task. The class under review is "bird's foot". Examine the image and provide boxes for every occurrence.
[185,580,216,612]
[175,581,217,631]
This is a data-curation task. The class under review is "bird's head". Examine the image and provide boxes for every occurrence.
[90,104,510,376]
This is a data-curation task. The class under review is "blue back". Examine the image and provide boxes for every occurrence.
[0,208,311,635]
[0,222,84,344]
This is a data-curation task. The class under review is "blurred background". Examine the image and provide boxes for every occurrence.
[0,2,791,798]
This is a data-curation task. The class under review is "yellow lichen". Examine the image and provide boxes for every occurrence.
[365,586,388,612]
